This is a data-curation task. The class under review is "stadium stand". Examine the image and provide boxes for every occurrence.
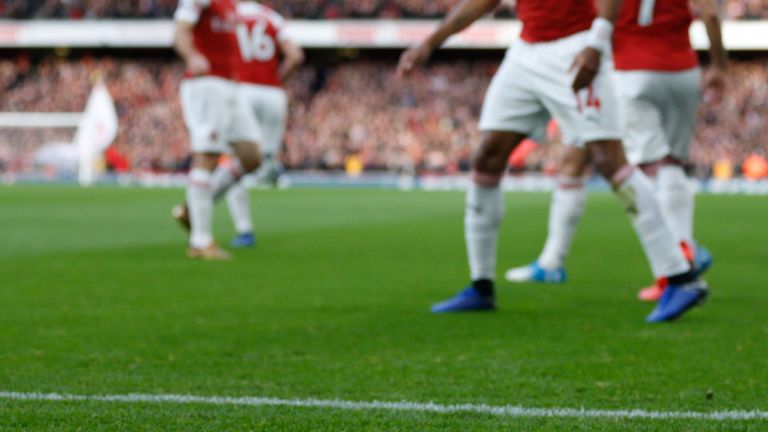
[0,1,765,181]
[0,0,765,20]
[1,56,766,177]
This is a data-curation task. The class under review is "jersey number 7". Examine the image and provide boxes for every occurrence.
[638,0,657,26]
[236,20,275,62]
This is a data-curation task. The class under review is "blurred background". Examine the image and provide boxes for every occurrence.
[0,0,766,187]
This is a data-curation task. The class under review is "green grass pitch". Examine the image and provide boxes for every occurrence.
[0,186,766,430]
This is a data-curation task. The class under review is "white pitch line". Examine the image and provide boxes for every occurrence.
[1,391,767,421]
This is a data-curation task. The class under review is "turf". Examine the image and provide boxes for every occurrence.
[0,186,766,431]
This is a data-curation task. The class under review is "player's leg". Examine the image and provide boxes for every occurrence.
[541,33,704,321]
[654,162,693,248]
[654,160,712,277]
[225,180,255,248]
[656,68,711,273]
[185,153,232,259]
[431,130,527,313]
[637,158,696,302]
[209,140,261,201]
[588,140,690,277]
[176,77,233,260]
[224,83,285,248]
[615,70,677,300]
[257,86,288,185]
[431,45,543,313]
[589,140,704,322]
[506,145,589,283]
[587,139,707,322]
[222,84,286,248]
[618,69,710,302]
[208,84,265,203]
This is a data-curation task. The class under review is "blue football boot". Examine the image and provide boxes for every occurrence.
[431,286,496,313]
[646,279,709,323]
[692,244,713,278]
[505,261,566,284]
[230,232,256,248]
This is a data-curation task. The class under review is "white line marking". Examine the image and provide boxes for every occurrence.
[0,391,767,421]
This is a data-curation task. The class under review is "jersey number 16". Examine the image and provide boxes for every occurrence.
[236,20,275,62]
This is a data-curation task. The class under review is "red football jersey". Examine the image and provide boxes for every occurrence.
[517,0,596,43]
[613,0,699,71]
[234,2,286,87]
[175,0,239,79]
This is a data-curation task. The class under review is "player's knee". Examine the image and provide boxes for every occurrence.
[560,147,589,177]
[193,153,219,172]
[234,142,262,172]
[587,140,626,180]
[240,154,261,172]
[639,156,684,177]
[639,161,662,177]
[471,157,506,177]
[471,133,515,175]
[592,159,615,179]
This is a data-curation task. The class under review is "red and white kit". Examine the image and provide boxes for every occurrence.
[479,0,621,146]
[176,0,260,154]
[613,0,701,164]
[234,1,289,156]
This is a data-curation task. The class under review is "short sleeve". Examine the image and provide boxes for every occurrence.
[174,0,211,24]
[272,12,288,41]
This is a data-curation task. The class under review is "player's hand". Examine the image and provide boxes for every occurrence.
[570,47,601,92]
[396,43,433,78]
[186,52,211,76]
[702,67,727,104]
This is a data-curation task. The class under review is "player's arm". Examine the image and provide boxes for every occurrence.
[571,0,624,92]
[396,0,500,77]
[278,39,304,81]
[692,0,728,95]
[173,0,210,76]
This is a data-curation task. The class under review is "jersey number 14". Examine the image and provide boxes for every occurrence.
[236,20,275,62]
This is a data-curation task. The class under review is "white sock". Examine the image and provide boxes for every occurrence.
[226,181,254,234]
[211,159,244,202]
[613,166,690,278]
[538,176,587,269]
[465,175,505,281]
[656,165,694,246]
[186,167,214,249]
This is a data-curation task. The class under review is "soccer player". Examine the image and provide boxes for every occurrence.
[397,0,707,322]
[505,0,727,303]
[173,0,264,260]
[223,0,304,248]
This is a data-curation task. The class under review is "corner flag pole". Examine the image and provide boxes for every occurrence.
[75,77,118,186]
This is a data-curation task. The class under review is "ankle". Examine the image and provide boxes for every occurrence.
[472,279,495,297]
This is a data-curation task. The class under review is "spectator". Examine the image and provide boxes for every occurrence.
[2,0,763,20]
[0,56,766,177]
[743,153,768,179]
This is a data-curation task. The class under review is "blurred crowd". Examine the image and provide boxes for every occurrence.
[0,0,176,19]
[1,0,766,20]
[1,55,767,178]
[0,56,187,173]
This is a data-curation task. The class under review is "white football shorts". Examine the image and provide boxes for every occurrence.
[180,76,262,154]
[236,83,288,156]
[614,67,701,165]
[479,30,621,146]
